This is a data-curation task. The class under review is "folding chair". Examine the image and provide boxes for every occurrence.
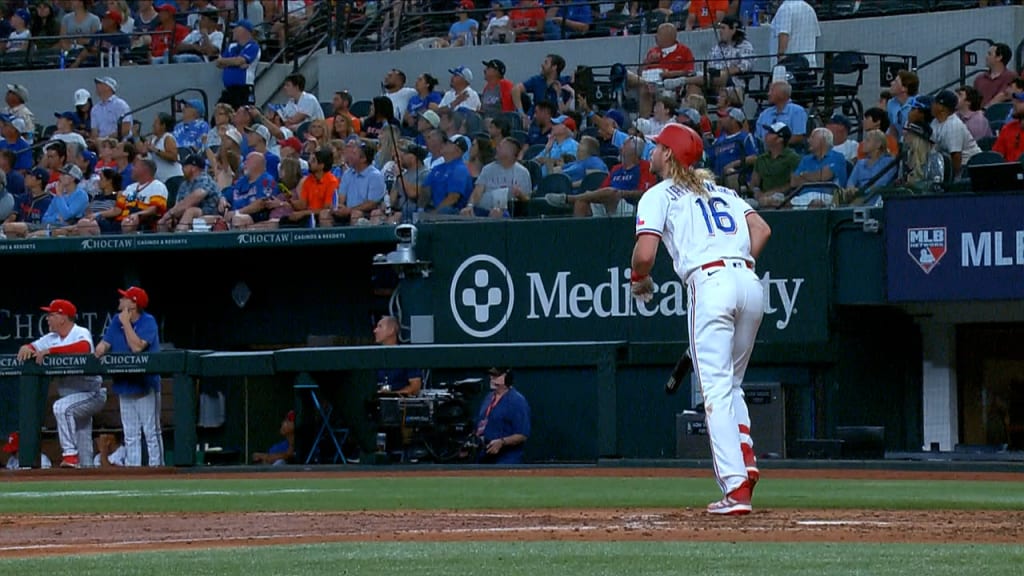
[294,381,349,464]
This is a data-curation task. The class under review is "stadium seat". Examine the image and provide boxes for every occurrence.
[350,100,372,119]
[977,136,996,152]
[966,151,1005,167]
[580,171,608,192]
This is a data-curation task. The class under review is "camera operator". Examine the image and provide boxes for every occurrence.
[373,316,422,395]
[474,367,531,464]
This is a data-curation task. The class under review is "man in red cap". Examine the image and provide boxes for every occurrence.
[17,299,105,469]
[630,124,772,516]
[3,431,53,470]
[95,287,163,467]
[251,410,296,466]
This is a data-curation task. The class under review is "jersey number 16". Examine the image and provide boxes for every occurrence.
[696,197,737,235]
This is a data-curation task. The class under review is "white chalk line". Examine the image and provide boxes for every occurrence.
[0,488,353,499]
[797,520,893,527]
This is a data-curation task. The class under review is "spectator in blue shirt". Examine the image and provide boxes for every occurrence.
[512,53,571,120]
[790,127,849,208]
[221,151,277,229]
[0,115,32,171]
[560,135,607,185]
[754,81,808,147]
[441,2,479,47]
[216,20,261,109]
[475,367,530,465]
[423,136,473,214]
[544,0,592,40]
[710,107,758,189]
[37,164,90,232]
[173,99,210,152]
[321,139,386,226]
[404,73,443,136]
[841,129,897,206]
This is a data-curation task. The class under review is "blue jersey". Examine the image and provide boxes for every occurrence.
[221,40,260,87]
[425,158,472,210]
[476,388,531,464]
[102,311,161,395]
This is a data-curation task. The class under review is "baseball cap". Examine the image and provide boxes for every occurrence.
[400,141,428,161]
[764,121,792,142]
[41,299,77,317]
[11,117,29,134]
[482,59,507,77]
[54,111,78,122]
[118,286,150,309]
[182,153,206,168]
[184,98,206,117]
[903,120,932,140]
[6,84,28,103]
[104,9,124,26]
[602,109,626,129]
[246,124,271,142]
[827,113,852,130]
[59,163,84,181]
[934,89,958,111]
[551,115,577,132]
[907,95,932,110]
[233,19,254,32]
[201,7,220,21]
[223,126,243,145]
[1012,92,1024,102]
[2,432,18,454]
[156,3,177,13]
[94,76,118,92]
[27,167,50,182]
[447,134,470,153]
[74,88,91,107]
[420,109,441,128]
[651,124,703,169]
[717,107,746,122]
[278,136,302,154]
[448,66,473,83]
[286,410,296,423]
[676,107,701,127]
[13,9,30,24]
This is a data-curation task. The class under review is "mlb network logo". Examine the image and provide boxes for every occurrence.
[907,227,947,274]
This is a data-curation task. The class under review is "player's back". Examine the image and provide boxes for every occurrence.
[660,181,753,283]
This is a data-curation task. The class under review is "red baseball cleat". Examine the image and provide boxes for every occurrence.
[60,454,79,468]
[707,481,753,515]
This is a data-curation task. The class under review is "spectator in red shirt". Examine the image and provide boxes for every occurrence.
[628,22,695,116]
[510,0,546,42]
[150,3,190,64]
[974,43,1017,108]
[686,0,729,30]
[992,92,1024,162]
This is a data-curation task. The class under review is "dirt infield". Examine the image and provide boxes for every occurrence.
[0,467,1022,558]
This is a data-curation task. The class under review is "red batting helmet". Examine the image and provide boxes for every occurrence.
[652,124,703,168]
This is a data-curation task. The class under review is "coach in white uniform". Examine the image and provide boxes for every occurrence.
[630,124,772,516]
[17,299,106,469]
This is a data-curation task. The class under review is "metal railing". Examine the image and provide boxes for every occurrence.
[915,38,996,94]
[117,88,210,141]
[0,30,177,71]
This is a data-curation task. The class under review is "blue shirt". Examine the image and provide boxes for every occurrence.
[265,151,281,181]
[848,154,896,191]
[14,192,52,224]
[887,97,911,140]
[227,172,276,210]
[407,91,442,120]
[425,157,472,210]
[477,388,531,465]
[221,40,260,87]
[710,130,758,176]
[0,138,32,171]
[795,149,849,187]
[540,138,579,176]
[41,187,89,225]
[172,119,210,152]
[559,1,593,24]
[376,367,423,391]
[521,74,572,113]
[337,165,386,208]
[121,164,135,188]
[562,155,607,183]
[102,311,161,395]
[754,102,809,141]
[448,18,478,43]
[4,169,25,197]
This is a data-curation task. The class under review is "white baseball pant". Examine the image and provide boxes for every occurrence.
[119,388,164,467]
[687,263,764,495]
[54,389,107,465]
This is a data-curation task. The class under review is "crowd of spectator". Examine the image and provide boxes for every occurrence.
[1,0,1023,238]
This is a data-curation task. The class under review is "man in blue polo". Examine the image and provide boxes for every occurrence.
[475,367,530,465]
[512,53,571,121]
[754,80,808,147]
[321,139,386,226]
[216,20,261,109]
[423,135,472,214]
[94,286,163,468]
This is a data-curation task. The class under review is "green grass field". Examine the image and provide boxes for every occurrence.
[0,473,1021,575]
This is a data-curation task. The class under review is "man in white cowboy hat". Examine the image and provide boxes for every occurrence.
[3,84,35,142]
[91,77,133,141]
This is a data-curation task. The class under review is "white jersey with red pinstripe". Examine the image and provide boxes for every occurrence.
[635,179,755,283]
[635,179,763,499]
[30,325,103,395]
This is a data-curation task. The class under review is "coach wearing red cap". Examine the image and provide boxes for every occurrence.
[95,286,163,467]
[17,299,106,469]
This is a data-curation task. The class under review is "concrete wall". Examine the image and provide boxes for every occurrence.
[1,6,1020,130]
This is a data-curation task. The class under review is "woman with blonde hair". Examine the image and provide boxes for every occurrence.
[330,112,355,140]
[302,118,329,156]
[840,129,897,205]
[630,123,771,517]
[204,103,235,150]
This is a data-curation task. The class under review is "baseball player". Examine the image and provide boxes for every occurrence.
[17,299,106,469]
[3,432,53,470]
[94,287,163,467]
[630,124,772,515]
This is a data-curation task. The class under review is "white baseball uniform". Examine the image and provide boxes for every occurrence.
[30,325,106,466]
[636,179,763,495]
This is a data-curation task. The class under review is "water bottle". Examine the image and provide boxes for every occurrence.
[59,50,65,69]
[113,47,121,67]
[382,185,393,215]
[752,4,760,27]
